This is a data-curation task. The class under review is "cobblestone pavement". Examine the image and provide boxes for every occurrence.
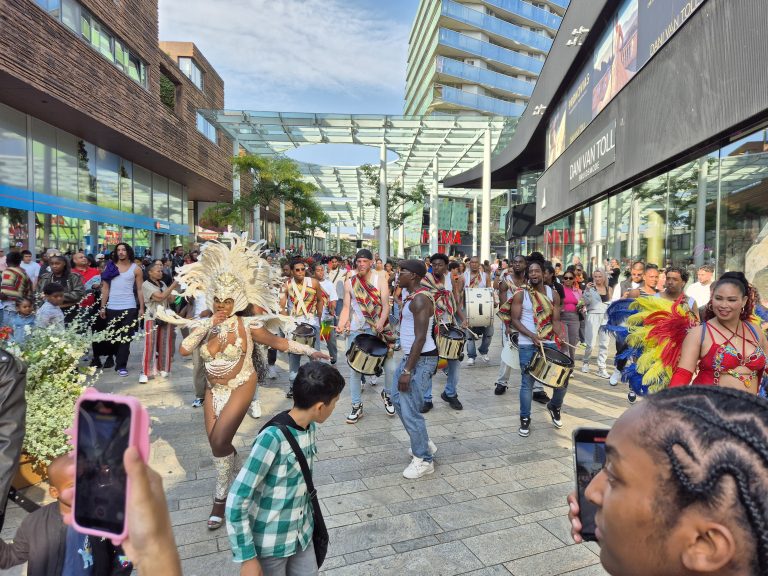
[2,323,625,575]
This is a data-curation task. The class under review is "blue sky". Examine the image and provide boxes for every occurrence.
[159,0,419,115]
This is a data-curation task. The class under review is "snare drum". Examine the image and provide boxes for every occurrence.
[465,288,495,327]
[500,332,520,370]
[525,345,573,388]
[293,323,316,347]
[346,334,388,376]
[436,324,466,360]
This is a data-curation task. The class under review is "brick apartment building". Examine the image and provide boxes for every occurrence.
[0,0,233,255]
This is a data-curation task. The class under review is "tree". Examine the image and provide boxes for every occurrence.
[359,164,428,230]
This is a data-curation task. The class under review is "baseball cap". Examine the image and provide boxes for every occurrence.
[355,249,374,261]
[399,259,427,277]
[95,254,105,261]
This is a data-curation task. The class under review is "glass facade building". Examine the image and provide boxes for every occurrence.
[0,102,187,256]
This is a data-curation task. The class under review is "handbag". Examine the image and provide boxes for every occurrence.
[272,422,329,568]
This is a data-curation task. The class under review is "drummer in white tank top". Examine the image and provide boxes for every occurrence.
[463,256,493,363]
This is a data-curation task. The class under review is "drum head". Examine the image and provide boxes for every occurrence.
[353,334,388,355]
[439,324,465,340]
[544,347,574,367]
[511,333,519,348]
[295,323,315,337]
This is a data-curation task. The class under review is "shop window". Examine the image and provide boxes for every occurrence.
[133,165,152,217]
[169,180,183,224]
[0,102,28,190]
[31,118,57,196]
[119,159,132,212]
[152,173,169,221]
[96,148,120,210]
[77,140,97,204]
[134,228,149,257]
[56,130,79,200]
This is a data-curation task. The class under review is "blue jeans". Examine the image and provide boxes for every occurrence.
[347,328,395,406]
[288,325,320,383]
[518,343,568,419]
[466,325,493,358]
[424,358,459,401]
[391,355,439,462]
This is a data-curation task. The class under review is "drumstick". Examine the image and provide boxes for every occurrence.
[559,340,579,350]
[538,340,546,358]
[465,327,480,340]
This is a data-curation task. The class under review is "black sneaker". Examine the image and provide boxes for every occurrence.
[494,383,508,395]
[346,403,363,424]
[89,357,103,368]
[103,356,115,369]
[419,401,433,414]
[628,391,637,404]
[381,390,396,416]
[330,357,337,365]
[286,387,293,399]
[532,390,550,404]
[546,403,563,428]
[518,417,531,437]
[441,391,463,410]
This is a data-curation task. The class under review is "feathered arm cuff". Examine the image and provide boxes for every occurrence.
[182,323,211,351]
[286,339,316,357]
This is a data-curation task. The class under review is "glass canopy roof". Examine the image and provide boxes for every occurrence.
[199,111,514,227]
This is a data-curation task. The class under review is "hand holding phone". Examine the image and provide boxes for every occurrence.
[71,390,150,542]
[572,427,609,542]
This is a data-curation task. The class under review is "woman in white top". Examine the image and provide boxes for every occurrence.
[581,268,611,378]
[139,262,179,383]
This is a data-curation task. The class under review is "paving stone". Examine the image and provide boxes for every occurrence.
[326,511,442,557]
[427,495,516,531]
[391,534,441,553]
[497,482,574,515]
[324,485,412,515]
[504,543,600,576]
[463,523,565,565]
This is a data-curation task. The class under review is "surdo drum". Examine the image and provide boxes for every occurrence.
[465,288,495,327]
[346,334,388,376]
[293,323,316,347]
[525,345,573,388]
[436,324,466,361]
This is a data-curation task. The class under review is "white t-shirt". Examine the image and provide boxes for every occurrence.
[463,270,488,289]
[20,261,40,284]
[328,267,346,302]
[685,281,712,308]
[319,278,337,321]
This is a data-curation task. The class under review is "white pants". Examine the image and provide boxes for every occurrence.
[583,312,609,370]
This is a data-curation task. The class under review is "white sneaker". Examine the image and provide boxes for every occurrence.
[466,358,475,366]
[267,366,278,380]
[597,369,611,379]
[581,364,590,373]
[482,355,490,362]
[138,374,149,384]
[248,400,261,419]
[369,375,378,386]
[402,457,434,479]
[408,440,437,457]
[159,371,169,378]
[609,369,620,386]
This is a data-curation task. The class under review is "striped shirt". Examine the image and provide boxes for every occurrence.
[226,416,317,562]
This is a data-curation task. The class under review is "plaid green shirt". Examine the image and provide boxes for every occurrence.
[226,420,317,562]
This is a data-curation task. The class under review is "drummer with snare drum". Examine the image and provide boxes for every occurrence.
[462,256,493,365]
[506,261,568,439]
[280,258,325,399]
[336,249,398,423]
[420,253,466,413]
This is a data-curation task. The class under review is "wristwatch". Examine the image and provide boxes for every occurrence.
[402,368,411,375]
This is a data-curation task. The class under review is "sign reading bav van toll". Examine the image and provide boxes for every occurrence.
[568,120,616,189]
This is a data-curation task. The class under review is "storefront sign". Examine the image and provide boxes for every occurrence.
[421,229,462,245]
[568,120,616,189]
[154,221,170,230]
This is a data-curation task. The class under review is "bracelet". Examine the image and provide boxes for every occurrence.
[286,339,315,357]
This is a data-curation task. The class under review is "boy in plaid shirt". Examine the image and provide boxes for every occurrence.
[226,361,345,576]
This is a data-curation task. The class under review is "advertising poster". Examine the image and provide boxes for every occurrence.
[546,102,566,168]
[591,26,614,118]
[638,0,705,62]
[565,66,592,148]
[610,0,638,99]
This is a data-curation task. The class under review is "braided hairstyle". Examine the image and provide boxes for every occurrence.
[644,386,768,574]
[703,271,755,322]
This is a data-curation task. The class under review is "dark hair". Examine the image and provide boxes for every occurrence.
[292,361,345,409]
[20,250,31,257]
[644,386,768,574]
[698,264,714,273]
[86,254,97,268]
[705,271,755,321]
[525,261,543,277]
[645,263,659,271]
[111,243,135,263]
[631,260,646,270]
[6,251,21,267]
[665,266,689,283]
[50,255,71,279]
[43,282,65,296]
[565,265,577,275]
[448,261,460,271]
[527,251,545,266]
[290,258,306,270]
[541,261,556,276]
[15,296,33,308]
[430,253,449,265]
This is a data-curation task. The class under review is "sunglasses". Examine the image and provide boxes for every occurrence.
[563,275,575,280]
[294,267,306,272]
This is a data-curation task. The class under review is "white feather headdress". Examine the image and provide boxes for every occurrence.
[157,233,287,332]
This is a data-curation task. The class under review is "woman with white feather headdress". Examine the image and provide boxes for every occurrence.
[157,233,329,530]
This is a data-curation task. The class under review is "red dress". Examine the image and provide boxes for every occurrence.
[688,322,766,386]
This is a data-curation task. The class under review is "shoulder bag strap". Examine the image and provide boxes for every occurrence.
[274,423,316,497]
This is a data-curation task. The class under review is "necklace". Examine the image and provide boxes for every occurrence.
[214,315,238,345]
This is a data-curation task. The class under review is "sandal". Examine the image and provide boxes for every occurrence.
[207,498,227,530]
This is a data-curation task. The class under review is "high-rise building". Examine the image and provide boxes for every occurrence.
[405,0,568,117]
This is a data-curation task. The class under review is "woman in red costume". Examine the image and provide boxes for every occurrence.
[673,272,767,394]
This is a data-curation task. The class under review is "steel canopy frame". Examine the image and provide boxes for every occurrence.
[199,110,513,229]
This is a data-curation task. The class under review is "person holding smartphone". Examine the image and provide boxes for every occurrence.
[567,386,768,576]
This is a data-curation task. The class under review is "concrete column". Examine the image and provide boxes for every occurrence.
[505,188,512,259]
[397,204,405,258]
[630,192,640,259]
[232,139,241,203]
[429,157,439,255]
[252,206,261,242]
[694,157,709,267]
[480,129,492,263]
[279,201,286,252]
[378,142,389,261]
[590,201,602,271]
[357,191,364,247]
[336,220,341,254]
[472,193,478,257]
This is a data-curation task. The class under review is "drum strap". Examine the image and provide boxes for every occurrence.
[289,279,315,318]
[351,275,397,346]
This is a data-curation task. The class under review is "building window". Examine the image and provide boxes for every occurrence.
[159,71,177,111]
[36,0,148,88]
[196,113,216,143]
[179,57,203,90]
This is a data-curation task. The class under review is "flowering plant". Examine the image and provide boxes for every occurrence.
[0,326,12,341]
[10,308,141,473]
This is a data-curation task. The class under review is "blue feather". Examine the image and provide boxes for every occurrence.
[606,299,637,326]
[622,364,649,395]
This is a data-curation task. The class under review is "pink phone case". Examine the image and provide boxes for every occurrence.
[70,388,150,543]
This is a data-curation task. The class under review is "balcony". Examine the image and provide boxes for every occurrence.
[435,85,526,116]
[442,0,553,53]
[482,0,564,32]
[437,56,534,98]
[438,28,544,76]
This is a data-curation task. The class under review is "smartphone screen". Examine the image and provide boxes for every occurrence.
[573,428,609,542]
[75,399,132,534]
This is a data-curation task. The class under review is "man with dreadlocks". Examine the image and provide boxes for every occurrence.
[568,386,768,576]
